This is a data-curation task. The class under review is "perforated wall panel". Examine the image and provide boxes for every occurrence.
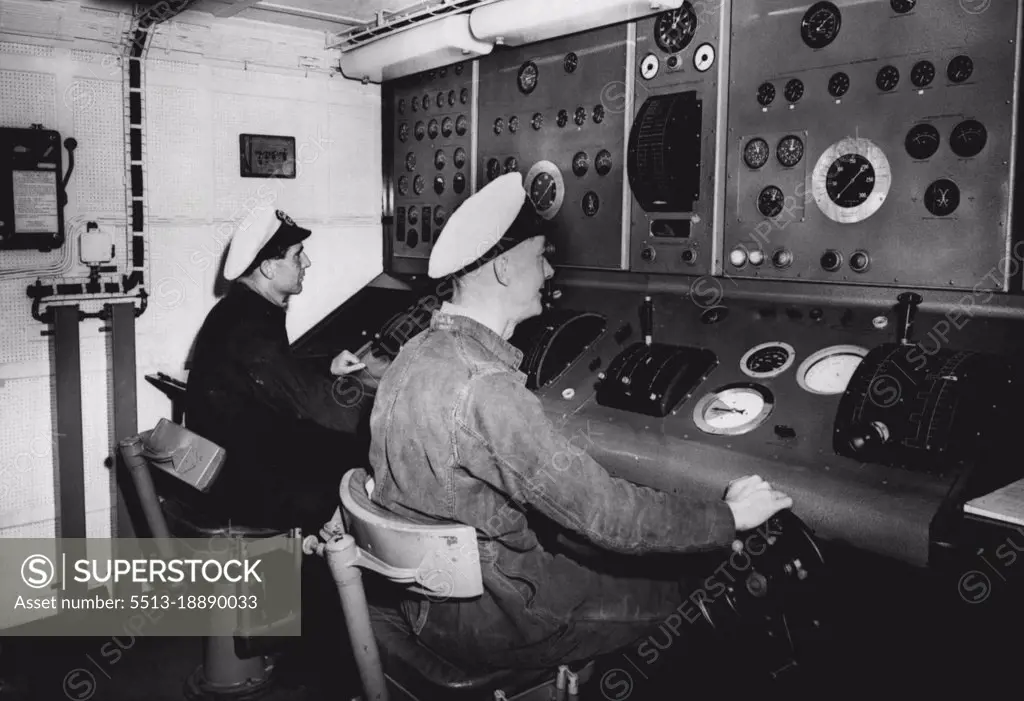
[72,77,125,213]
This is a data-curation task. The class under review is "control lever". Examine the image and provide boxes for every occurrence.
[642,296,653,346]
[896,292,922,346]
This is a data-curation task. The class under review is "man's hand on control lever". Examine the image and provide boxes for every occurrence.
[724,475,793,532]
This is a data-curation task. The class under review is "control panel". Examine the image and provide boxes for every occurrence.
[477,24,629,269]
[723,0,1021,290]
[390,61,476,263]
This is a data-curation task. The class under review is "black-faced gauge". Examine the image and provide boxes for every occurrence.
[557,110,569,128]
[407,207,418,224]
[924,179,960,217]
[448,90,456,106]
[398,98,406,114]
[743,138,769,169]
[947,55,973,84]
[796,345,866,395]
[828,72,849,98]
[504,156,518,174]
[441,117,453,138]
[398,123,409,142]
[455,64,464,76]
[413,175,425,195]
[433,175,445,195]
[453,147,466,169]
[493,117,504,135]
[593,104,605,124]
[905,123,940,160]
[397,176,409,196]
[757,82,776,107]
[950,119,987,158]
[595,150,613,176]
[655,3,697,54]
[776,135,804,168]
[434,150,446,170]
[433,207,446,227]
[741,342,796,380]
[641,53,660,80]
[414,121,425,141]
[405,152,416,172]
[784,78,804,103]
[459,88,468,105]
[911,60,934,88]
[436,92,445,109]
[875,65,899,91]
[411,96,419,112]
[564,52,578,73]
[455,115,468,136]
[693,384,775,436]
[532,112,545,130]
[693,43,715,72]
[812,137,891,224]
[428,119,439,139]
[508,115,519,134]
[572,151,589,177]
[422,93,430,110]
[582,191,599,217]
[517,61,538,94]
[453,172,466,194]
[800,2,842,50]
[525,161,565,220]
[758,186,785,218]
[574,107,587,127]
[891,0,916,13]
[486,158,501,181]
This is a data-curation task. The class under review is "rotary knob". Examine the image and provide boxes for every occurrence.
[640,246,656,262]
[771,248,793,268]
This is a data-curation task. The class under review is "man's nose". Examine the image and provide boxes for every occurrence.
[543,259,554,279]
[302,253,311,268]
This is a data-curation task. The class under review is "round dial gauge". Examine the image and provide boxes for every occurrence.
[582,191,599,217]
[433,175,445,195]
[891,0,916,13]
[812,137,891,223]
[508,115,519,134]
[572,151,589,177]
[564,52,578,73]
[947,55,973,83]
[641,53,660,80]
[504,156,518,174]
[776,135,804,168]
[654,4,697,54]
[796,345,867,395]
[427,119,439,139]
[486,158,501,181]
[744,138,770,169]
[413,175,425,195]
[950,119,987,158]
[693,43,715,72]
[876,65,899,91]
[911,60,934,88]
[524,161,565,220]
[422,93,430,110]
[455,115,468,136]
[924,179,960,217]
[460,88,469,105]
[828,71,849,97]
[517,61,538,94]
[905,123,940,160]
[757,82,776,107]
[434,150,446,170]
[493,117,504,135]
[397,98,406,114]
[758,186,785,218]
[407,207,418,225]
[784,78,804,103]
[557,110,569,128]
[801,2,842,49]
[453,172,466,194]
[411,96,419,112]
[414,122,425,141]
[453,147,467,169]
[593,104,605,124]
[405,152,416,172]
[397,176,409,196]
[595,150,613,176]
[448,90,456,106]
[741,342,796,379]
[441,117,453,137]
[398,123,409,142]
[693,384,775,436]
[533,112,546,130]
[574,107,587,126]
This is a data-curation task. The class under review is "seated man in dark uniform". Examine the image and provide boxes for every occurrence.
[367,173,793,672]
[185,207,383,534]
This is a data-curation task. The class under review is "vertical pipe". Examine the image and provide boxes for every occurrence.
[110,303,138,539]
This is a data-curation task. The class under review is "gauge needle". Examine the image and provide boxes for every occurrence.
[709,405,744,414]
[836,165,868,198]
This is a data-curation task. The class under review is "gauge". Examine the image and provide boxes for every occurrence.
[891,0,916,13]
[801,2,842,50]
[776,135,804,168]
[493,117,504,135]
[582,191,599,217]
[398,98,406,114]
[508,115,519,134]
[924,179,960,216]
[593,104,605,124]
[574,107,587,126]
[741,342,796,380]
[397,176,409,196]
[504,156,518,174]
[486,158,502,181]
[428,119,439,139]
[448,90,456,106]
[525,161,565,220]
[950,119,987,158]
[655,3,697,54]
[434,207,446,227]
[693,43,715,72]
[407,207,418,225]
[564,52,578,73]
[434,150,446,170]
[796,345,866,395]
[947,55,973,83]
[413,175,425,195]
[460,88,469,105]
[911,60,934,88]
[398,123,409,142]
[784,78,804,103]
[812,137,891,224]
[743,138,769,169]
[405,152,416,172]
[441,117,453,138]
[453,172,466,194]
[517,61,538,94]
[641,53,660,80]
[411,96,419,112]
[758,186,784,218]
[456,115,468,136]
[422,93,430,110]
[414,121,425,141]
[433,175,445,195]
[876,65,899,91]
[453,147,466,169]
[595,150,613,176]
[436,92,445,109]
[828,71,849,97]
[693,384,775,436]
[455,64,464,75]
[572,151,589,177]
[905,123,940,160]
[757,82,776,107]
[557,109,569,128]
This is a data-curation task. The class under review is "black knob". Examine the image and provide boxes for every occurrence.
[820,250,842,272]
[848,421,891,454]
[640,247,655,262]
[896,292,922,345]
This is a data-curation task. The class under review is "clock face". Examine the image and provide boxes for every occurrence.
[812,138,891,224]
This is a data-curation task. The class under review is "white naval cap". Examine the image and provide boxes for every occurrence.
[224,207,311,280]
[428,172,548,279]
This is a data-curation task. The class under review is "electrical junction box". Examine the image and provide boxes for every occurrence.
[1,126,65,251]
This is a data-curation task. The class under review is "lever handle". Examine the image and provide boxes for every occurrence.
[896,292,922,346]
[642,296,653,346]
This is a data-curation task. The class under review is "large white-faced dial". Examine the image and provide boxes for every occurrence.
[812,137,891,224]
[693,384,775,436]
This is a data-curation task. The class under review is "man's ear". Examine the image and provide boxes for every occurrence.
[258,258,276,279]
[492,256,512,287]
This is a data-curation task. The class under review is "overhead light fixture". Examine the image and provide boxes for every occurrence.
[469,0,684,46]
[338,14,493,83]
